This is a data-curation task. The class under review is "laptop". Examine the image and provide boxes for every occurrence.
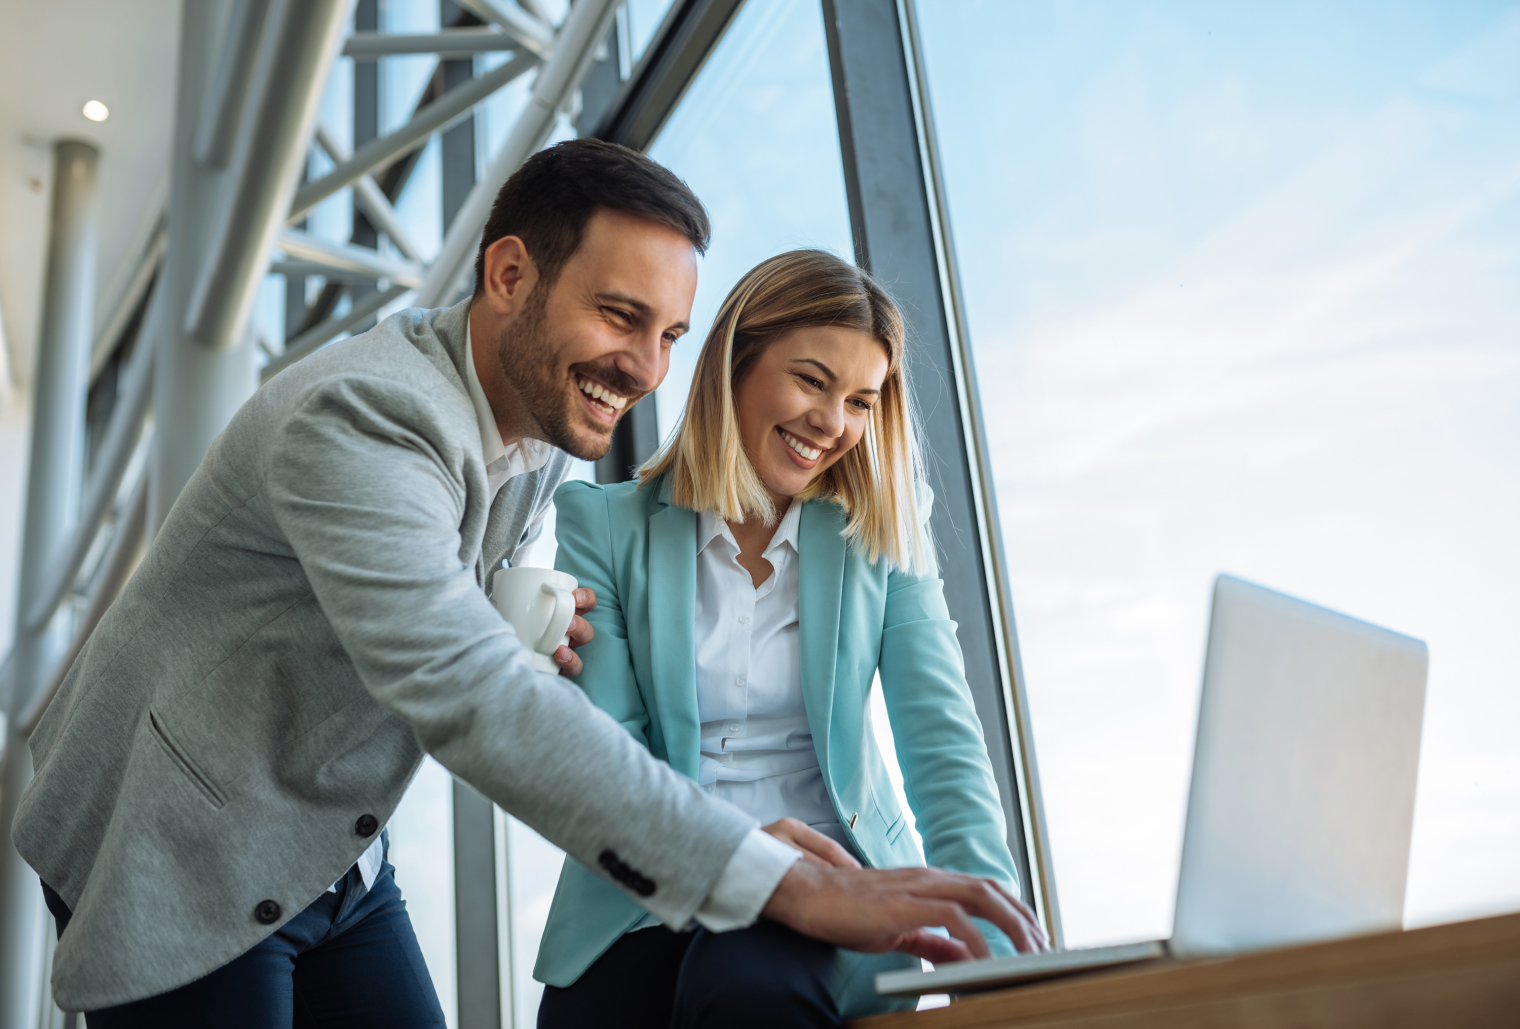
[877,573,1429,998]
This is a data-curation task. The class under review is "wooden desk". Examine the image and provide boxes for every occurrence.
[851,912,1520,1029]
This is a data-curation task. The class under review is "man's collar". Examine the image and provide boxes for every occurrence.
[465,322,553,476]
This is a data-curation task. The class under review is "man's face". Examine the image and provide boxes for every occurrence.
[487,209,698,461]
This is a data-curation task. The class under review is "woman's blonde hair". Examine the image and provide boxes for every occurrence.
[639,249,931,574]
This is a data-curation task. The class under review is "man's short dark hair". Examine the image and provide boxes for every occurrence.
[472,138,711,295]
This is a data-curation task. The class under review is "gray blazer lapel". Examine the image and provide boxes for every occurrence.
[648,477,700,779]
[798,500,847,778]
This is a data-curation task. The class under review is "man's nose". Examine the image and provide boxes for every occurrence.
[617,330,665,394]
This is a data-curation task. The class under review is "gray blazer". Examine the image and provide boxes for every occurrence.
[14,300,755,1012]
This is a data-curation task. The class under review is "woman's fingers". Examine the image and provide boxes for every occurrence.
[572,587,597,613]
[553,645,582,677]
[565,613,594,648]
[761,818,862,869]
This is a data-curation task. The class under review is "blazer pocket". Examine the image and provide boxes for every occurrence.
[148,708,228,809]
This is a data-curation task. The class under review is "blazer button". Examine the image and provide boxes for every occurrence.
[355,814,379,838]
[254,900,281,925]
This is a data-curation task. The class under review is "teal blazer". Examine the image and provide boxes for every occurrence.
[533,474,1021,1012]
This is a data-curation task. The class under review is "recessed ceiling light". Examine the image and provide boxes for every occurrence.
[82,100,110,122]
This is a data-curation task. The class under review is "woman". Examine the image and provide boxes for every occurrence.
[535,250,1033,1027]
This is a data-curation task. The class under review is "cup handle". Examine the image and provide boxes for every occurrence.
[535,584,576,656]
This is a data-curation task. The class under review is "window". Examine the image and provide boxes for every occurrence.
[917,0,1520,946]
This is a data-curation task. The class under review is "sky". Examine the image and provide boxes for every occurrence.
[916,0,1520,945]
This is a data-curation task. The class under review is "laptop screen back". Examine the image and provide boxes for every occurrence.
[1170,575,1428,957]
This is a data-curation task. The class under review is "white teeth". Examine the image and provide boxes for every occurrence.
[780,429,822,461]
[578,377,627,410]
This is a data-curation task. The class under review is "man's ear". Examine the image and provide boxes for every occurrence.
[479,234,539,317]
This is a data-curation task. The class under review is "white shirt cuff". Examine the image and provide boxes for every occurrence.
[690,826,802,932]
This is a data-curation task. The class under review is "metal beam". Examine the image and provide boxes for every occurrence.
[19,472,149,738]
[193,0,273,168]
[289,51,539,222]
[24,327,155,633]
[276,229,424,288]
[454,782,502,1029]
[306,124,422,261]
[452,0,554,57]
[344,27,519,60]
[589,0,746,152]
[260,283,412,381]
[151,3,260,535]
[417,0,622,308]
[89,219,165,382]
[183,0,355,351]
[821,0,1061,945]
[0,137,101,1029]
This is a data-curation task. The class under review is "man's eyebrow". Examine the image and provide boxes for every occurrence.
[594,291,688,332]
[793,358,880,394]
[593,291,650,313]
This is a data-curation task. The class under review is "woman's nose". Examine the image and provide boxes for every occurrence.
[810,402,845,440]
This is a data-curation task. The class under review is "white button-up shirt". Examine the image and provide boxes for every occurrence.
[694,505,841,843]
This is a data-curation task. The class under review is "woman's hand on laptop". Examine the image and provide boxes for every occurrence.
[551,588,598,677]
[762,818,862,869]
[762,861,1049,962]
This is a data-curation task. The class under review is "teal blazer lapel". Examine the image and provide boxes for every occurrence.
[797,500,846,779]
[648,478,701,779]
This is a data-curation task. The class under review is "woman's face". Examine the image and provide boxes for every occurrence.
[734,324,889,503]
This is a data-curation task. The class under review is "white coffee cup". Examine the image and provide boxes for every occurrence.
[492,566,578,675]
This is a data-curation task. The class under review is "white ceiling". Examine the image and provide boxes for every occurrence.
[0,0,180,394]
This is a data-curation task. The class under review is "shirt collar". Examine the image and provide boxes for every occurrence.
[697,500,803,559]
[465,320,553,477]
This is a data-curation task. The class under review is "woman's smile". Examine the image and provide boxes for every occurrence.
[777,426,828,467]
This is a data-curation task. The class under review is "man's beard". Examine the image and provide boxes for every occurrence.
[491,290,645,462]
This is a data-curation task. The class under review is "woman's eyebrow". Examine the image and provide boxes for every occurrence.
[794,357,880,393]
[795,358,837,380]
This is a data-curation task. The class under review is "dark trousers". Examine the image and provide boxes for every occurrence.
[537,921,841,1029]
[42,847,445,1029]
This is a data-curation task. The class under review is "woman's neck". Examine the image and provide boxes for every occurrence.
[726,494,792,589]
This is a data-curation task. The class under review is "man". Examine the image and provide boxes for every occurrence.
[15,139,1044,1025]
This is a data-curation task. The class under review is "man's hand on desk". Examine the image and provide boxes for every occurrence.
[761,858,1049,964]
[551,587,597,677]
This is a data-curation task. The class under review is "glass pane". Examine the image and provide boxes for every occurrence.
[388,757,458,1024]
[918,1,1520,947]
[646,0,854,440]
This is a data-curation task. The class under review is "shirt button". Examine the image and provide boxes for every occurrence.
[734,676,745,687]
[728,724,740,734]
[737,615,750,624]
